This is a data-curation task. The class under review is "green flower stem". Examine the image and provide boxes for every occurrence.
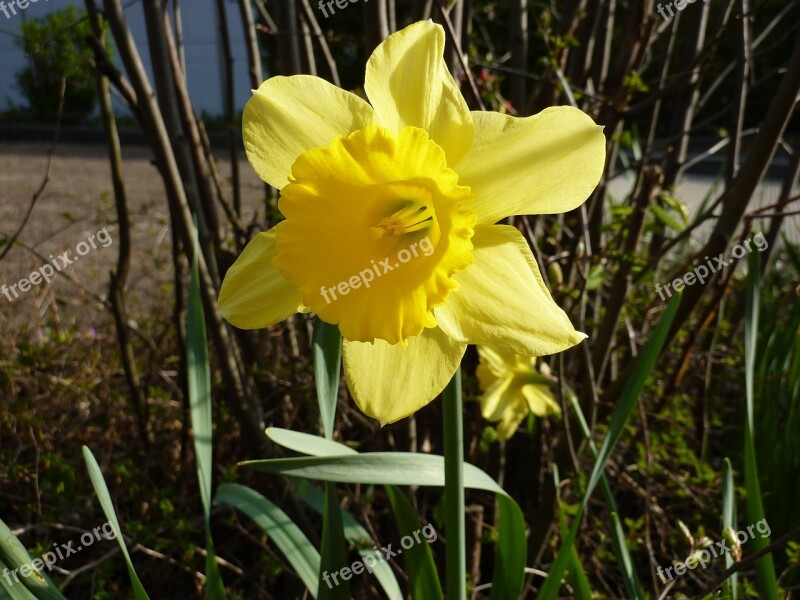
[443,366,465,599]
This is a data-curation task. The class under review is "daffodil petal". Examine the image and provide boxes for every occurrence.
[435,225,586,355]
[480,376,529,441]
[218,227,304,329]
[243,75,374,189]
[476,346,517,387]
[456,107,605,224]
[342,327,466,425]
[496,399,529,441]
[476,361,497,392]
[365,21,474,167]
[479,375,515,422]
[520,384,561,417]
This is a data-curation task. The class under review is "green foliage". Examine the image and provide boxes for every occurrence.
[14,6,102,122]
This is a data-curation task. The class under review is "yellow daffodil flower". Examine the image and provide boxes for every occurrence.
[218,21,605,425]
[476,346,561,441]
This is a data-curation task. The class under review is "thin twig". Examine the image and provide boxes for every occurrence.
[0,78,65,263]
[436,0,485,110]
[694,525,800,599]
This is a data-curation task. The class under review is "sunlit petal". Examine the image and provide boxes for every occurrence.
[243,75,374,189]
[342,326,466,425]
[218,227,304,329]
[456,107,605,224]
[365,21,474,167]
[436,225,586,355]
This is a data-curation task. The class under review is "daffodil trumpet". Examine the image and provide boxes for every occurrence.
[218,21,605,427]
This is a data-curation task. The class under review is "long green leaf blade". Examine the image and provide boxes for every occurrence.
[266,427,357,457]
[0,556,40,600]
[492,495,527,600]
[566,389,644,599]
[250,436,527,600]
[81,446,150,600]
[319,482,350,600]
[241,453,504,494]
[743,249,779,600]
[263,428,524,598]
[292,479,403,600]
[384,485,443,600]
[313,318,342,440]
[722,458,738,599]
[214,483,320,597]
[0,518,66,599]
[537,294,679,599]
[188,224,227,600]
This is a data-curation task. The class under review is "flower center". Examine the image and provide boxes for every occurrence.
[369,200,436,240]
[273,125,476,345]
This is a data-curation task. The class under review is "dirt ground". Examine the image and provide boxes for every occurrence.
[0,141,265,339]
[1,140,795,340]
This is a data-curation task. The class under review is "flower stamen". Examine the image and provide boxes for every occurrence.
[369,200,436,240]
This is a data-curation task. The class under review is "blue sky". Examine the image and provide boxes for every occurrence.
[0,0,254,116]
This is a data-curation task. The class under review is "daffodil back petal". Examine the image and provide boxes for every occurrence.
[479,375,516,422]
[365,21,474,167]
[520,384,561,417]
[496,397,530,441]
[435,225,586,355]
[243,75,374,189]
[456,107,605,225]
[342,327,466,425]
[218,228,304,329]
[477,346,518,383]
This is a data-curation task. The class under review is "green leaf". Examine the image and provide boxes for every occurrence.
[0,518,66,599]
[0,557,40,600]
[722,458,738,599]
[537,294,680,599]
[492,495,527,600]
[585,265,606,291]
[214,483,320,597]
[609,511,642,600]
[269,429,430,598]
[651,203,685,233]
[292,479,403,600]
[553,468,591,600]
[564,389,644,599]
[313,318,342,440]
[82,446,150,600]
[384,486,443,600]
[659,194,689,225]
[243,447,525,598]
[743,250,779,600]
[319,482,350,600]
[266,427,357,457]
[241,453,504,493]
[188,223,227,600]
